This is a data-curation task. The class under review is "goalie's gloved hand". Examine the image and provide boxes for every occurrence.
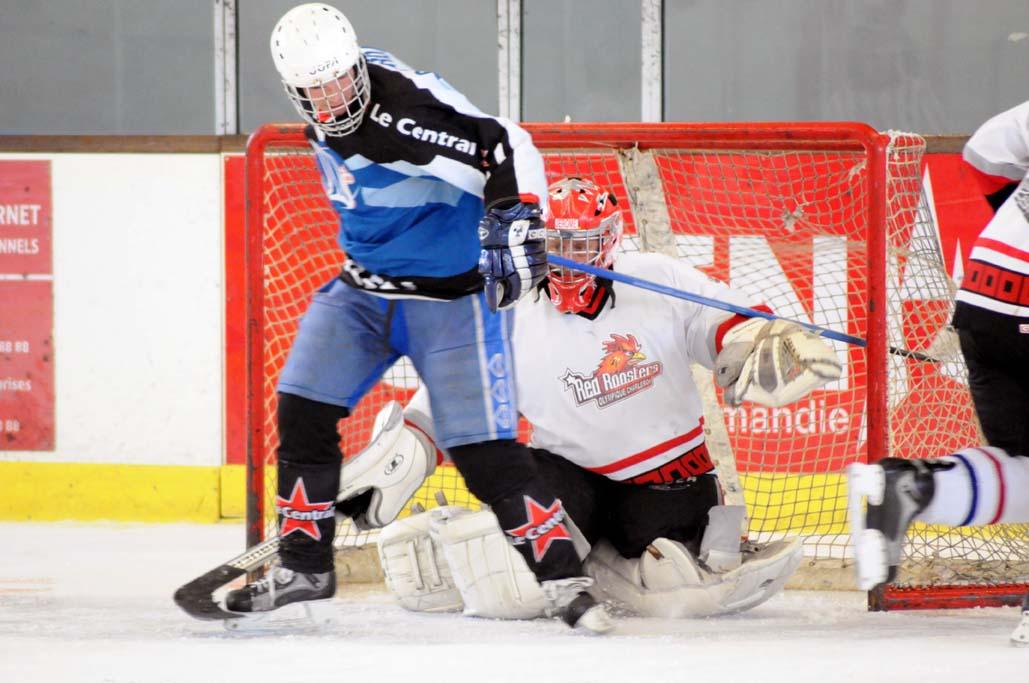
[477,201,548,312]
[714,318,842,407]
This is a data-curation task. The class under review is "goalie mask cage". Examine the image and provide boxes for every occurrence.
[244,122,1029,611]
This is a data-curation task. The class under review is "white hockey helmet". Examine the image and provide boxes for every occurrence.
[270,3,371,137]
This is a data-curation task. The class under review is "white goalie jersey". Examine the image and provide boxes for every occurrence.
[511,251,760,483]
[385,251,804,622]
[404,251,763,481]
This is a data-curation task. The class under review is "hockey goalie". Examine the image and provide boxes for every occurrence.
[351,177,840,624]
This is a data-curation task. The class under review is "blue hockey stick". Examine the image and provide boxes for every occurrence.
[547,254,865,346]
[548,254,936,363]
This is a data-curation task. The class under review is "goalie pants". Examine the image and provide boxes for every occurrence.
[528,447,722,558]
[956,325,1029,456]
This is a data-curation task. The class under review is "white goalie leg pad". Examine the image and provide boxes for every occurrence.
[429,506,548,619]
[377,508,464,613]
[585,536,802,618]
[337,400,437,530]
[715,318,842,408]
[718,538,803,613]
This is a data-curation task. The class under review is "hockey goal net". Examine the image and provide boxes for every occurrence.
[244,122,1029,610]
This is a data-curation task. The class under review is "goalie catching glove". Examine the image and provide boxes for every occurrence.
[714,318,842,407]
[477,200,548,312]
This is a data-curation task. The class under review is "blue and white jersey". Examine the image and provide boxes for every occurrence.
[308,47,547,300]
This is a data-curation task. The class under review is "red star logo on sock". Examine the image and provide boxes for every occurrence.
[504,496,572,563]
[277,478,335,541]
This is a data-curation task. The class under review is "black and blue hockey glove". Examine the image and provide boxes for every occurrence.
[477,201,548,312]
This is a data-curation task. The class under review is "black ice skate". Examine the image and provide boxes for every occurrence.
[542,578,614,634]
[847,457,945,590]
[221,564,336,632]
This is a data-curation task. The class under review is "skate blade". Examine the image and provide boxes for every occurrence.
[222,599,335,634]
[1010,612,1029,646]
[847,463,888,590]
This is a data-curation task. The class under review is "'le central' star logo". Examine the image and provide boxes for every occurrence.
[505,496,572,563]
[276,479,334,541]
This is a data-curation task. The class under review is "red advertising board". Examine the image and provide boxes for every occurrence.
[0,161,54,450]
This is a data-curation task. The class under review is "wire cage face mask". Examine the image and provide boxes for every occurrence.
[545,178,623,313]
[271,3,371,137]
[283,56,371,137]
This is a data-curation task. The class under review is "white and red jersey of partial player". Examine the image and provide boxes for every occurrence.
[404,252,761,483]
[962,99,1029,186]
[958,99,1029,319]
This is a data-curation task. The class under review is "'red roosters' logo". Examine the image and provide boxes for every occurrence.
[595,333,646,375]
[560,332,663,408]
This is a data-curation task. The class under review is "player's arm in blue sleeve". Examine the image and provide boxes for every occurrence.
[474,119,549,310]
[381,65,549,309]
[418,77,550,310]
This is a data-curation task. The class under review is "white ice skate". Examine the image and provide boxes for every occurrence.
[847,458,939,590]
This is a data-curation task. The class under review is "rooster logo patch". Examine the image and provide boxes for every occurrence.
[560,333,663,408]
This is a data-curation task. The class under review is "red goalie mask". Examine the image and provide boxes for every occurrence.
[545,178,624,313]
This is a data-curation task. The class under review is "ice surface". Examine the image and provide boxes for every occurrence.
[0,522,1024,683]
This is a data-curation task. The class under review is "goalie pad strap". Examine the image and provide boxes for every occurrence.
[431,507,549,619]
[377,508,464,613]
[380,507,552,619]
[381,506,597,620]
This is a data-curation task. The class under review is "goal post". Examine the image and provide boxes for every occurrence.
[243,121,1029,610]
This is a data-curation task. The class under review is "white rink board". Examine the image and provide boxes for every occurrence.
[0,522,1025,683]
[0,153,223,466]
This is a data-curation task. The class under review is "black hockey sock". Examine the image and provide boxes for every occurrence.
[275,393,348,573]
[450,440,583,581]
[276,459,341,573]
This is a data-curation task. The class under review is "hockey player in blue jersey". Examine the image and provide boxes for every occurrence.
[224,3,609,632]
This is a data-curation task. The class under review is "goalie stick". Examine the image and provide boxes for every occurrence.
[548,254,937,363]
[173,535,280,621]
